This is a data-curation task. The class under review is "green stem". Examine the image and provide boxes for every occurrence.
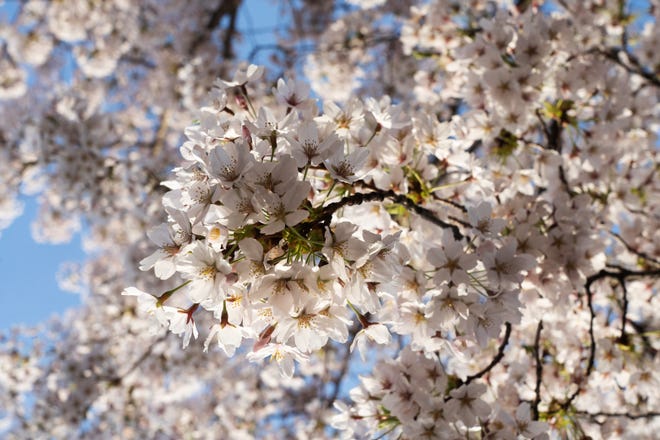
[427,179,470,193]
[467,272,489,295]
[347,300,371,328]
[241,86,258,119]
[157,280,192,307]
[287,226,324,247]
[363,124,381,148]
[321,181,337,206]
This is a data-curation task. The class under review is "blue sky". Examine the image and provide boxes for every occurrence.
[0,198,83,329]
[0,1,282,331]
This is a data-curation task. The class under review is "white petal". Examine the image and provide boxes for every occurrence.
[366,324,391,345]
[122,287,147,297]
[239,237,264,261]
[284,210,308,227]
[261,219,285,235]
[154,259,176,280]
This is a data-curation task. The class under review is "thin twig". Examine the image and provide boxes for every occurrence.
[577,411,660,420]
[595,47,660,88]
[316,189,463,240]
[108,332,169,385]
[609,231,660,265]
[460,322,512,386]
[221,0,241,59]
[325,327,358,408]
[187,0,242,57]
[619,279,629,344]
[561,267,660,410]
[626,318,658,357]
[78,332,169,424]
[249,32,400,63]
[590,267,660,284]
[535,108,576,197]
[532,320,544,420]
[432,194,468,213]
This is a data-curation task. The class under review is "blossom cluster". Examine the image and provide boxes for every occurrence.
[332,347,546,439]
[0,0,658,438]
[125,61,550,436]
[131,62,535,369]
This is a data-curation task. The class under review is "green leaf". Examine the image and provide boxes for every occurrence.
[492,128,518,159]
[542,100,577,127]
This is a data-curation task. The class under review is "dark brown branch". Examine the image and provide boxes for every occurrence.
[576,411,660,421]
[107,332,169,386]
[466,140,482,154]
[317,189,463,240]
[595,47,660,88]
[432,194,468,213]
[618,279,629,344]
[562,267,660,410]
[590,267,660,285]
[221,0,241,59]
[249,32,401,63]
[324,327,358,409]
[562,272,597,410]
[534,108,576,198]
[442,323,512,402]
[459,322,512,386]
[626,318,658,357]
[391,192,464,240]
[249,43,297,63]
[557,165,575,197]
[583,274,597,377]
[448,215,472,229]
[609,231,660,266]
[534,109,561,153]
[532,320,544,420]
[187,0,243,58]
[119,52,157,69]
[79,332,169,425]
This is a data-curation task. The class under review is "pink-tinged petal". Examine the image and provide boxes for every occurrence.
[261,219,285,235]
[282,181,310,211]
[285,210,308,227]
[147,223,173,246]
[238,237,263,261]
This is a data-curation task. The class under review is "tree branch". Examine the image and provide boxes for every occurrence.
[562,273,597,410]
[187,0,243,58]
[324,327,358,409]
[107,332,169,386]
[432,194,468,213]
[626,318,658,357]
[577,411,660,421]
[590,267,660,285]
[249,32,400,63]
[221,0,241,59]
[609,231,660,266]
[532,320,544,420]
[595,47,660,88]
[317,189,463,240]
[534,108,576,198]
[460,322,512,386]
[77,332,169,427]
[562,267,660,409]
[618,279,629,344]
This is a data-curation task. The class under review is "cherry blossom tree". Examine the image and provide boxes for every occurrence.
[1,0,659,438]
